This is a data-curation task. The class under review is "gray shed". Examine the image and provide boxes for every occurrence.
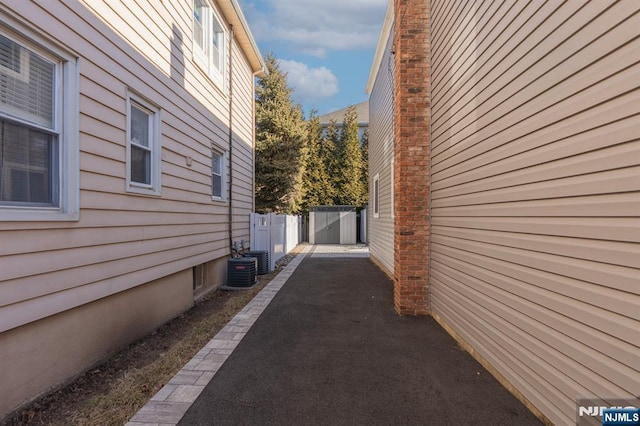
[309,206,356,244]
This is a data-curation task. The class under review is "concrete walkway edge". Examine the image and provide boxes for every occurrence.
[126,245,312,426]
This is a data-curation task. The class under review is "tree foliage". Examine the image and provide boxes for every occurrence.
[253,53,369,215]
[321,119,340,179]
[334,106,367,206]
[360,127,369,202]
[300,110,335,212]
[255,54,306,214]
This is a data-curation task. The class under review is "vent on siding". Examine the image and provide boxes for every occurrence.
[243,250,269,275]
[227,257,257,288]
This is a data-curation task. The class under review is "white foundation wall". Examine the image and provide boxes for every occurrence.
[0,270,193,418]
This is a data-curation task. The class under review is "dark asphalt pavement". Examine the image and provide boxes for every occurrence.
[179,255,541,425]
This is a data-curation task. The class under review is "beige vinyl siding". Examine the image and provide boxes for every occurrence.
[367,22,395,275]
[229,44,256,243]
[0,0,257,332]
[429,1,640,424]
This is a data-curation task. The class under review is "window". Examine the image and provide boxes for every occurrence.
[193,264,206,291]
[0,27,78,221]
[126,93,161,195]
[193,0,226,89]
[212,150,225,200]
[373,173,379,218]
[390,164,394,218]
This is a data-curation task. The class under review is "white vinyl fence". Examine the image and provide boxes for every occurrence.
[250,213,301,271]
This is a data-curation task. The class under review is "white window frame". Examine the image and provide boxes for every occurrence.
[126,91,162,196]
[211,149,226,201]
[193,264,206,291]
[193,0,227,91]
[373,173,380,218]
[0,22,79,222]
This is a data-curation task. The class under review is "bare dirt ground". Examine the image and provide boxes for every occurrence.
[2,249,301,426]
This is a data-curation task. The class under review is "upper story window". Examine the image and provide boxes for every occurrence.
[126,92,162,196]
[193,0,226,90]
[0,26,79,221]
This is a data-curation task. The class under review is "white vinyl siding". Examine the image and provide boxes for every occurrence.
[126,93,161,195]
[429,1,640,425]
[367,19,395,275]
[0,23,79,221]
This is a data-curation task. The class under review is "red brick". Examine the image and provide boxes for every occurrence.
[393,0,430,316]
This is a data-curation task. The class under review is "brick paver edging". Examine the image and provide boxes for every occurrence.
[126,245,312,425]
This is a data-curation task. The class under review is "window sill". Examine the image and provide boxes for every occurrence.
[0,207,79,222]
[126,185,161,197]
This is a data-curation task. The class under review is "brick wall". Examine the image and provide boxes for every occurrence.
[393,0,430,315]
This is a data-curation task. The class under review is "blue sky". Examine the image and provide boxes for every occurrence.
[237,0,388,117]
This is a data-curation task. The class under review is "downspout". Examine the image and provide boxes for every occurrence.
[228,24,235,257]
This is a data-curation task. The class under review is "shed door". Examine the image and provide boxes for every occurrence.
[314,211,341,244]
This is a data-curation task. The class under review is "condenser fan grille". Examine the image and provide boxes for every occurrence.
[227,257,257,287]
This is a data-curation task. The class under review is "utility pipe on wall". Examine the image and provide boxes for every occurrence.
[228,24,235,257]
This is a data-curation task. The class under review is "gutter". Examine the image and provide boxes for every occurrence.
[220,0,267,76]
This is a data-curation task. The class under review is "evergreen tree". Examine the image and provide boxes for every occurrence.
[255,54,306,214]
[334,106,367,206]
[321,119,340,204]
[300,110,334,213]
[360,128,369,204]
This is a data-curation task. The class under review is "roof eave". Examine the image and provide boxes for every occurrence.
[218,0,267,76]
[365,0,394,95]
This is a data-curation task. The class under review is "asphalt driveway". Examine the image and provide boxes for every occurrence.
[177,248,541,425]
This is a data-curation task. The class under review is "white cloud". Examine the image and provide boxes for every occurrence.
[240,0,387,57]
[279,59,339,102]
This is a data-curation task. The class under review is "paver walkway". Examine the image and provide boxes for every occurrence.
[129,244,541,425]
[127,245,312,425]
